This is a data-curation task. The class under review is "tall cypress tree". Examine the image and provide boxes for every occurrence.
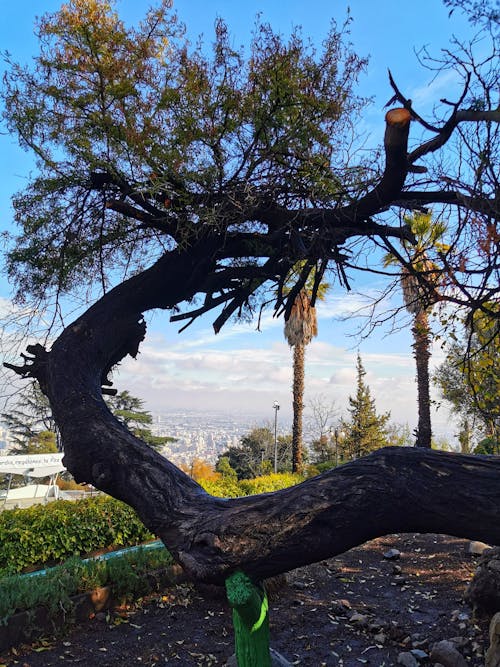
[341,354,390,460]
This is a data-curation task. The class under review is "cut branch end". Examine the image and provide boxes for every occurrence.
[385,108,412,128]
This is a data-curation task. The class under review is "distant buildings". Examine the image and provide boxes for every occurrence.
[0,410,291,465]
[153,410,290,466]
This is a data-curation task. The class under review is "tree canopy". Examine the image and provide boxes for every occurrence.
[2,0,497,335]
[1,382,57,452]
[434,309,500,448]
[105,390,175,451]
[217,426,292,479]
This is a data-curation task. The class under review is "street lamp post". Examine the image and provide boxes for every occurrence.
[273,401,280,473]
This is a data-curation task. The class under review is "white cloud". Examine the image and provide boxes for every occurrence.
[410,69,462,110]
[115,328,438,432]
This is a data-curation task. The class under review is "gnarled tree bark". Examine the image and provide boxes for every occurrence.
[7,232,500,585]
[6,109,500,585]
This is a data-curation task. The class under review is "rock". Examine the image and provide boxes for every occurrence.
[373,632,386,644]
[450,609,469,623]
[397,652,419,666]
[466,547,500,615]
[430,639,468,667]
[291,581,308,590]
[368,619,388,633]
[330,599,351,616]
[226,648,292,666]
[469,540,493,555]
[349,612,369,626]
[486,611,500,667]
[410,648,428,661]
[447,636,469,649]
[383,548,401,560]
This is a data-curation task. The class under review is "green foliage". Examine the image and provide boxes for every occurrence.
[385,423,413,448]
[0,495,153,575]
[475,436,500,455]
[217,427,293,479]
[434,309,500,446]
[2,0,366,305]
[238,473,302,495]
[340,354,390,460]
[24,429,58,454]
[0,545,173,625]
[105,390,175,451]
[199,476,242,498]
[1,383,57,453]
[215,456,238,481]
[105,552,149,600]
[199,472,302,498]
[313,461,336,474]
[311,435,337,464]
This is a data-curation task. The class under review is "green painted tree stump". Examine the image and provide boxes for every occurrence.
[226,570,271,667]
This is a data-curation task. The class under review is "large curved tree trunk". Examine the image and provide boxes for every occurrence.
[6,108,500,587]
[413,310,432,448]
[291,343,305,474]
[7,244,500,586]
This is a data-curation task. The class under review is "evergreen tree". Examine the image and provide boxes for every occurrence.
[215,456,238,481]
[105,390,176,452]
[217,426,293,479]
[341,354,390,460]
[1,383,58,452]
[23,430,58,455]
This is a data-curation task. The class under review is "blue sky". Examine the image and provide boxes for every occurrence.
[0,1,476,443]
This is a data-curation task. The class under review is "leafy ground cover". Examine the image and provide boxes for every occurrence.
[0,533,491,666]
[0,545,173,627]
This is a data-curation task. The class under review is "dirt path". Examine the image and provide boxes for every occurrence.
[0,534,490,666]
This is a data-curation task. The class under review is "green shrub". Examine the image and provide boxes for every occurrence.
[238,472,303,495]
[0,471,303,577]
[0,496,153,574]
[198,471,303,498]
[198,477,242,498]
[0,545,173,625]
[314,460,337,473]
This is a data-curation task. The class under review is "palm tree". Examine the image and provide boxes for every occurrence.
[385,212,446,448]
[284,288,318,472]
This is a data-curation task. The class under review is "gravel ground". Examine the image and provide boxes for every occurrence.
[0,533,491,666]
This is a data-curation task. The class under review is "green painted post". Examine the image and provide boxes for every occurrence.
[225,570,272,667]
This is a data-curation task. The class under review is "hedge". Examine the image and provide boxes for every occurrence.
[199,472,302,497]
[0,472,303,575]
[0,496,153,575]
